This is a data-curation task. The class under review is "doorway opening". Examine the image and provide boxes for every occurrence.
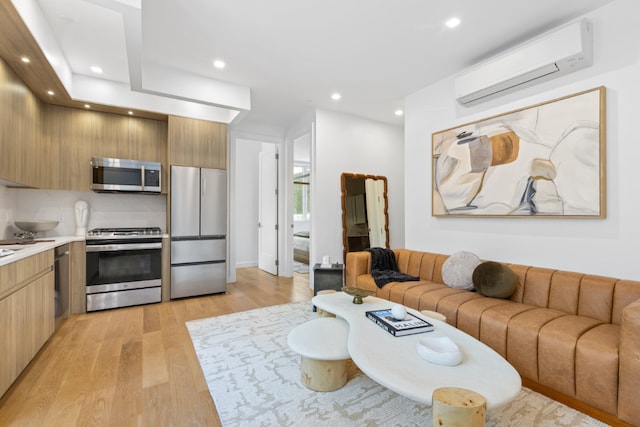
[292,133,311,275]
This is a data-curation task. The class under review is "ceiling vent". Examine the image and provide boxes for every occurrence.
[455,18,593,106]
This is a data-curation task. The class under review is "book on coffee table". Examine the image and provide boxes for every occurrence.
[365,309,434,337]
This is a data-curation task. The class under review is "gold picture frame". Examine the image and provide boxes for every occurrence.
[432,86,606,218]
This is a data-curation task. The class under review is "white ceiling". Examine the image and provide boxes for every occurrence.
[26,0,614,128]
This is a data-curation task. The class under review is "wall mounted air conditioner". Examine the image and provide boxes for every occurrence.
[455,18,593,106]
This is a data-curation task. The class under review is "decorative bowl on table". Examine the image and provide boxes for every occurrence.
[416,335,463,366]
[341,286,375,304]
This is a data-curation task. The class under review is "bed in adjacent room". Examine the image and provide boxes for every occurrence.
[293,231,310,264]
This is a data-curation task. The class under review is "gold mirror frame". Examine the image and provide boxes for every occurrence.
[341,172,390,260]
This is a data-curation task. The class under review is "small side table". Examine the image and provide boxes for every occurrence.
[313,264,344,312]
[313,263,344,295]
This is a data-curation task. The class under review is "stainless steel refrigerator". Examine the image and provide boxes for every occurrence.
[170,165,227,298]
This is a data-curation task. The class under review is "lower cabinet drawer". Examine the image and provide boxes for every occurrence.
[86,286,161,312]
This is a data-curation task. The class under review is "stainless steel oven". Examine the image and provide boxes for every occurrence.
[86,227,162,312]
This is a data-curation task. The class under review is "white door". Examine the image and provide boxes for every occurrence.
[258,144,278,275]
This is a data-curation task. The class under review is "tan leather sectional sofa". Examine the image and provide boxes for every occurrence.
[345,249,640,427]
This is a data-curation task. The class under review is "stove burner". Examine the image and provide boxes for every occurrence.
[87,227,162,239]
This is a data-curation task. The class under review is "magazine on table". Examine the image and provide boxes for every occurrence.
[365,309,434,337]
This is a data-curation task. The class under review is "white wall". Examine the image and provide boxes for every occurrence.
[234,139,262,268]
[404,0,640,280]
[312,109,405,269]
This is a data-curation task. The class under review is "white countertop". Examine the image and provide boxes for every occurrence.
[0,236,85,267]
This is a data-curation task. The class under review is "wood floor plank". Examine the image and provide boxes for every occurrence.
[0,268,311,426]
[73,336,123,427]
[142,330,169,389]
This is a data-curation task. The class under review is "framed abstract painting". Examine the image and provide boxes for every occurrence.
[432,86,606,218]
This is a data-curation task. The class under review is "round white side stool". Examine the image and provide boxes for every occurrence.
[287,317,350,391]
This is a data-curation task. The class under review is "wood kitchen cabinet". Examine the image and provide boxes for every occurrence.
[1,56,170,191]
[0,250,55,398]
[0,58,44,188]
[41,105,168,192]
[3,56,230,192]
[69,240,87,315]
[168,115,227,170]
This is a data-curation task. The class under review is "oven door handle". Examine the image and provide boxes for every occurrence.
[86,242,162,252]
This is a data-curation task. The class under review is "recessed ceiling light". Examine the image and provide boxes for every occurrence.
[21,57,30,63]
[128,111,134,115]
[47,90,54,96]
[84,104,91,109]
[90,65,103,74]
[445,17,461,29]
[395,110,404,116]
[213,59,226,69]
[331,93,341,101]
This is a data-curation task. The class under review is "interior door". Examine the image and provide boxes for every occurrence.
[258,144,278,275]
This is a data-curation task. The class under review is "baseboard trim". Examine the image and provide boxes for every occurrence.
[522,378,633,427]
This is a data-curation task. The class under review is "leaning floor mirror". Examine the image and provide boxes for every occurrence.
[341,173,390,260]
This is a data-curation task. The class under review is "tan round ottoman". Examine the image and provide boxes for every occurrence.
[432,387,486,427]
[420,310,447,322]
[287,317,350,391]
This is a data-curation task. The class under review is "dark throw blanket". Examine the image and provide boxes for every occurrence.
[366,247,420,288]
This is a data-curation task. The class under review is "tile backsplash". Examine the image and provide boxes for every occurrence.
[0,185,167,239]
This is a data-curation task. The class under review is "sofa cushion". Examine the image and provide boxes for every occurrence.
[538,315,603,397]
[402,282,448,308]
[441,251,480,290]
[506,308,566,381]
[576,324,620,416]
[472,261,517,298]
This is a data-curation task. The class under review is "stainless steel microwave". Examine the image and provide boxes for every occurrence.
[91,157,162,193]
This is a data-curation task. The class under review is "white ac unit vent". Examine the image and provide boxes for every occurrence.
[455,18,593,106]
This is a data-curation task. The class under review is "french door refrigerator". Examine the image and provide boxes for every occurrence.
[170,165,227,299]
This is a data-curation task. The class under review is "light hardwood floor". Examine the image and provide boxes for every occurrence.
[0,268,311,427]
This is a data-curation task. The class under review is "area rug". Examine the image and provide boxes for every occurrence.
[186,302,609,427]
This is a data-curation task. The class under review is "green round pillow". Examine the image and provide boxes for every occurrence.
[472,261,517,298]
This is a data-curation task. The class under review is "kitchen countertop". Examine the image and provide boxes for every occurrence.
[0,236,85,267]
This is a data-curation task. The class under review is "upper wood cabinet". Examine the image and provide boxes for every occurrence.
[0,59,44,188]
[41,105,168,192]
[2,57,228,192]
[168,115,227,170]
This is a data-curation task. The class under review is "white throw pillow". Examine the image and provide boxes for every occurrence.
[442,251,481,290]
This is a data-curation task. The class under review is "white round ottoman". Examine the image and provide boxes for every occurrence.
[287,317,350,391]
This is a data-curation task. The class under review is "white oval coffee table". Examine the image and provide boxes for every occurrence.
[312,291,521,409]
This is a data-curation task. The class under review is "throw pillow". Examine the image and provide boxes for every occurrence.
[472,261,517,298]
[441,251,481,290]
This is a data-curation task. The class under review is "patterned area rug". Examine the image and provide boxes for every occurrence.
[186,302,609,427]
